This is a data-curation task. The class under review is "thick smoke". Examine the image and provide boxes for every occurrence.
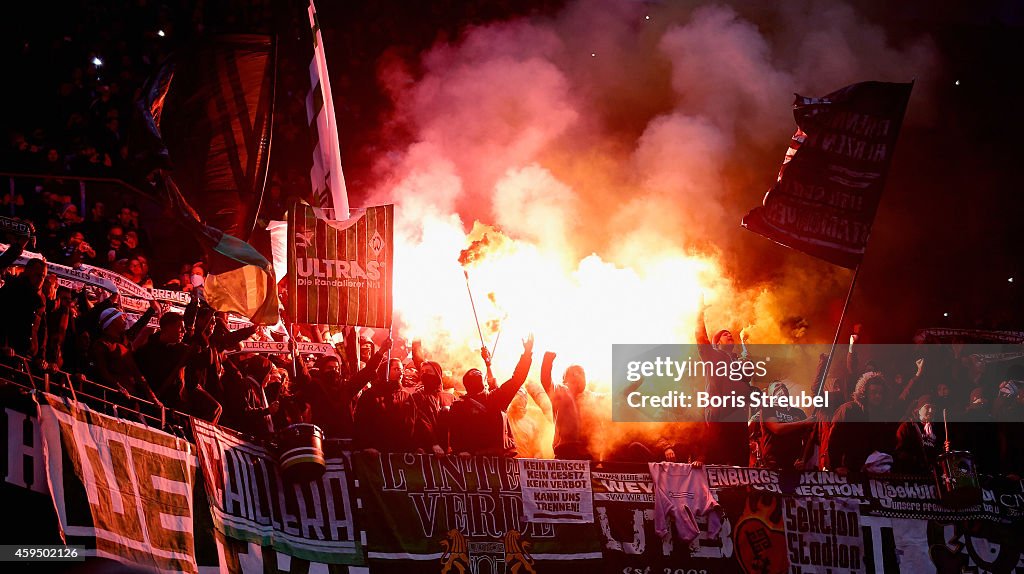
[363,0,938,455]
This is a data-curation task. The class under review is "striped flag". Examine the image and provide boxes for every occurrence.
[287,202,393,327]
[129,34,280,324]
[130,34,275,241]
[305,0,349,220]
[164,174,280,325]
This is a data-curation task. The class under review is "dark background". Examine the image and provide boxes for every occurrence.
[0,0,1020,342]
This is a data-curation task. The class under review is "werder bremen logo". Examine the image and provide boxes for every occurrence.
[369,230,385,258]
[439,529,536,574]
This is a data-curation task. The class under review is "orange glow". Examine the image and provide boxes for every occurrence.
[392,216,724,392]
[359,0,925,455]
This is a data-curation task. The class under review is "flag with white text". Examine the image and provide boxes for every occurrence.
[287,202,393,327]
[742,81,913,268]
[37,395,199,573]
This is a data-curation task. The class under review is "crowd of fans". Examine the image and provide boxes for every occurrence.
[688,297,1024,478]
[3,86,1023,479]
[0,1,1020,482]
[0,229,568,463]
[2,216,1022,481]
[0,0,596,467]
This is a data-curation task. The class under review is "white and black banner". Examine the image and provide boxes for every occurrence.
[304,0,349,219]
[519,458,594,523]
[192,419,363,565]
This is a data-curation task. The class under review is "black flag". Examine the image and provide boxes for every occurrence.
[742,81,913,268]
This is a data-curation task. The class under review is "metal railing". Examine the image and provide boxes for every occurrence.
[0,352,191,437]
[0,351,355,451]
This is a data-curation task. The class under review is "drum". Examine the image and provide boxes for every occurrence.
[933,450,980,508]
[278,424,326,482]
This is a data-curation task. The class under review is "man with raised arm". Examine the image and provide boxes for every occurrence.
[695,293,755,465]
[448,334,534,457]
[541,351,597,460]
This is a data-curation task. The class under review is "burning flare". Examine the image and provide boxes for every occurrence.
[364,0,935,455]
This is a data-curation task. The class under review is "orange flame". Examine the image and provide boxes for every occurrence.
[394,221,718,386]
[388,207,831,456]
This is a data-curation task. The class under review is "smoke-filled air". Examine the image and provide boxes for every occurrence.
[360,0,938,458]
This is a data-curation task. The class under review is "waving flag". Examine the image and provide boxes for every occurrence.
[742,81,913,268]
[132,35,280,324]
[135,34,275,240]
[163,175,279,324]
[305,0,350,220]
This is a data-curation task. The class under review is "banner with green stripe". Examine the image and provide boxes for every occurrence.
[287,202,393,327]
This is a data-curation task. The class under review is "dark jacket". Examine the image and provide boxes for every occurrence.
[894,420,941,474]
[411,389,450,452]
[135,333,190,409]
[827,400,892,472]
[353,379,416,452]
[448,350,533,457]
[0,275,47,358]
[304,342,389,439]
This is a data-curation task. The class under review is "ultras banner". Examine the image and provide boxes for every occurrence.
[352,452,603,573]
[36,394,200,573]
[742,81,913,268]
[287,202,394,327]
[191,418,363,565]
[223,340,341,359]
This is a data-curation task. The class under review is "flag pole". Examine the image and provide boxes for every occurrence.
[814,265,861,399]
[286,321,300,380]
[463,270,489,366]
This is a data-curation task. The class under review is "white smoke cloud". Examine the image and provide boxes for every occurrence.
[659,5,795,147]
